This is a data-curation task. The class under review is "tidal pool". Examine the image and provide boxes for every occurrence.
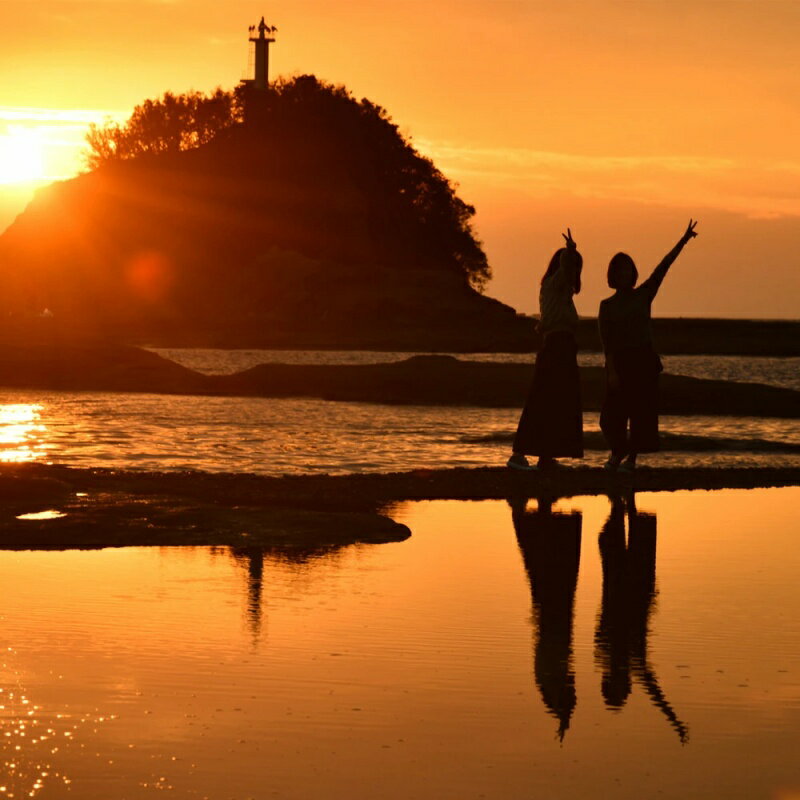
[1,488,798,799]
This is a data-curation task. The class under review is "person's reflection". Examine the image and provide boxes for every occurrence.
[510,494,581,742]
[594,493,689,743]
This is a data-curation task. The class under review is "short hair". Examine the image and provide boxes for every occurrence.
[542,247,583,294]
[607,252,638,289]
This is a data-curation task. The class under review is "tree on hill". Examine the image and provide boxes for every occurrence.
[84,77,491,290]
[85,88,238,169]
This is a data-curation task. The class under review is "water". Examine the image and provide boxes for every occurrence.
[1,349,797,475]
[151,348,800,392]
[2,488,799,799]
[1,390,798,475]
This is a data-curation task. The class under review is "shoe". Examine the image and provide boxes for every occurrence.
[507,454,535,471]
[604,457,620,472]
[618,460,636,473]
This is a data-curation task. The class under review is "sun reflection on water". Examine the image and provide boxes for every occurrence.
[1,646,70,798]
[0,643,118,799]
[15,511,66,521]
[0,405,46,464]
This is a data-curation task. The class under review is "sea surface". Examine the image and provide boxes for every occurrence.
[0,350,798,474]
[0,392,798,474]
[2,488,799,799]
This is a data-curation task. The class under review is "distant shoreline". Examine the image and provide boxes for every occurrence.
[131,317,800,356]
[3,315,800,356]
[1,345,798,416]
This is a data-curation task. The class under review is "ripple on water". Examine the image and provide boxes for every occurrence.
[0,389,798,475]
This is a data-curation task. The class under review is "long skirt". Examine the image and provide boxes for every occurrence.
[600,347,662,457]
[512,331,584,458]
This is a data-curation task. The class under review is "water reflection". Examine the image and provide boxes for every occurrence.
[595,493,689,743]
[510,495,581,741]
[15,510,66,521]
[0,489,798,798]
[0,646,77,798]
[222,545,351,648]
[228,547,266,646]
[511,492,689,743]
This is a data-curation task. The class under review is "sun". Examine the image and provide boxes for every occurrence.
[0,125,46,184]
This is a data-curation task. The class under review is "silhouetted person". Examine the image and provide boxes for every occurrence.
[594,494,689,743]
[599,220,698,472]
[508,229,584,471]
[510,495,582,741]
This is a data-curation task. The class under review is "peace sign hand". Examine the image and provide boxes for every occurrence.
[562,228,577,250]
[683,219,698,241]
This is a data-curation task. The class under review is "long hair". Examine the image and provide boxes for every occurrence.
[607,252,638,289]
[542,247,582,294]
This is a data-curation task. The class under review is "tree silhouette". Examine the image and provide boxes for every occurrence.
[84,76,490,291]
[85,88,238,169]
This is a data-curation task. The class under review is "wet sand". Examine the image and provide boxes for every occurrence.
[0,466,410,550]
[2,463,798,550]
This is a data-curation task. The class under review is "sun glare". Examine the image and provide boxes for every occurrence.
[0,403,46,463]
[0,125,46,184]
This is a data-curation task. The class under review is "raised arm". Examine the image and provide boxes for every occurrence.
[640,220,698,298]
[554,228,580,289]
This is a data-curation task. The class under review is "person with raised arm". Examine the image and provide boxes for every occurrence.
[599,220,699,472]
[508,229,584,471]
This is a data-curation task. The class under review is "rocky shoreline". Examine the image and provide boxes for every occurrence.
[2,463,798,551]
[1,345,798,417]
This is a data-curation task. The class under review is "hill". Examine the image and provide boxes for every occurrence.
[2,77,797,353]
[0,77,524,348]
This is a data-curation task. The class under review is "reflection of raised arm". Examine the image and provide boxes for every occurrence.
[636,665,691,744]
[640,220,698,298]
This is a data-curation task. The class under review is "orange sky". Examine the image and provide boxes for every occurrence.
[1,0,799,318]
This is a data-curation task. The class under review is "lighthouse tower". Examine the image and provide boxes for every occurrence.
[244,16,277,90]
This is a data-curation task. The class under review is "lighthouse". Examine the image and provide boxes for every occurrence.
[244,16,277,90]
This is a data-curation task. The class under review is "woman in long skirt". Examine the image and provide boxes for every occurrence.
[508,230,584,471]
[599,220,698,472]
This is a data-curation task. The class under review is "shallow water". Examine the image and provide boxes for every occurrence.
[1,389,799,474]
[151,348,800,392]
[2,488,799,799]
[3,349,798,475]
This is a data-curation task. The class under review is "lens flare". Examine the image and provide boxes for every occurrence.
[125,251,175,304]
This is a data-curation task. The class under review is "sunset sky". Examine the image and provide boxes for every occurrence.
[1,0,799,318]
